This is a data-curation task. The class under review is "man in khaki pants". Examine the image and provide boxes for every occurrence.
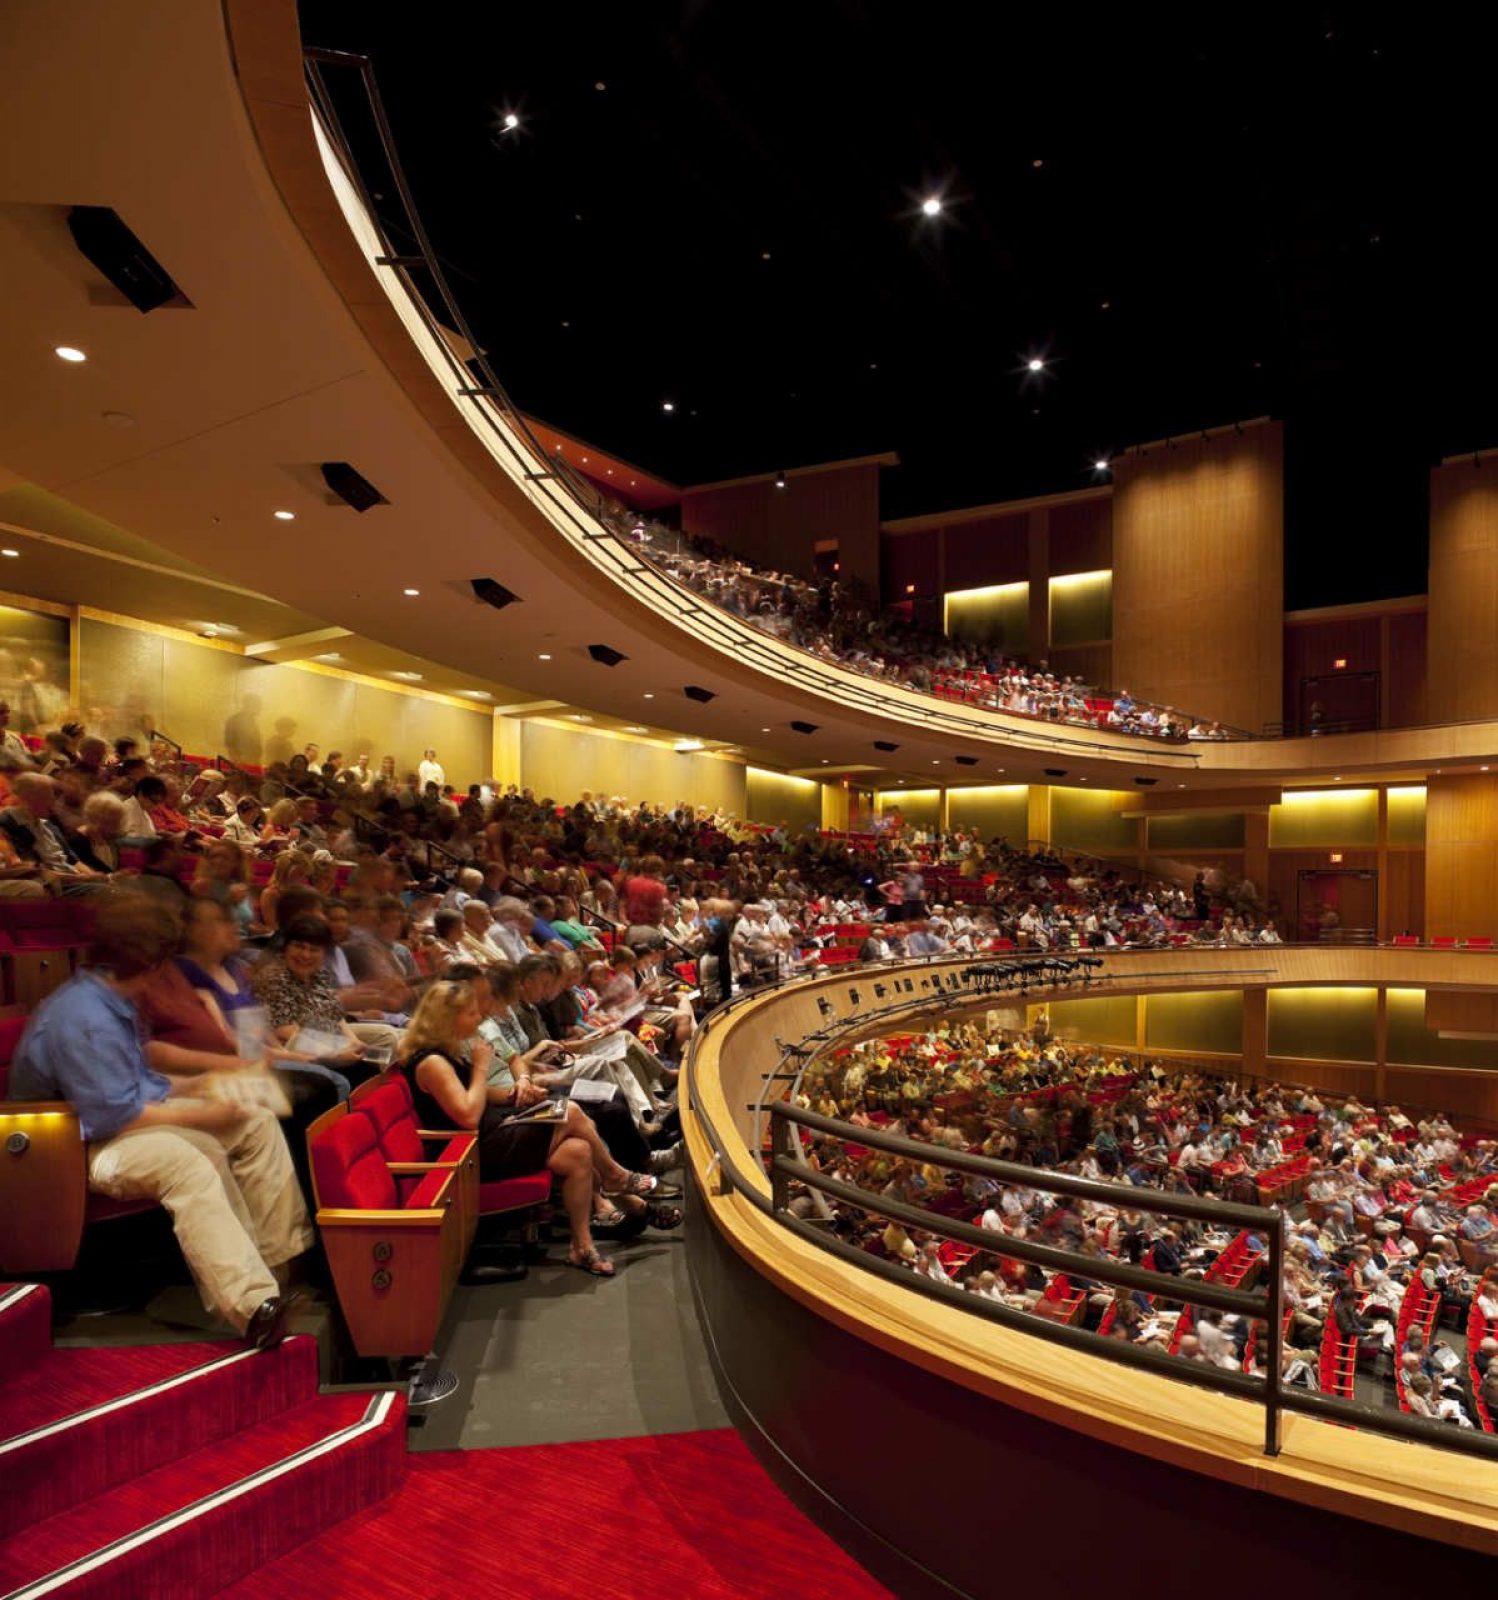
[10,893,312,1347]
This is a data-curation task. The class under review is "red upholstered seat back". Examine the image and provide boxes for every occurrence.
[360,1079,424,1166]
[311,1111,397,1211]
[0,1013,29,1099]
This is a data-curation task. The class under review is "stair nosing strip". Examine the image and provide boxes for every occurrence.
[0,1342,284,1456]
[2,1390,397,1600]
[0,1287,40,1318]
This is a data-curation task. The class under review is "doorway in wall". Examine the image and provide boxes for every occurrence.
[1296,868,1378,944]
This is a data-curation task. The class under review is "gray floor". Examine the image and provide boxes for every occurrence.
[409,1225,728,1451]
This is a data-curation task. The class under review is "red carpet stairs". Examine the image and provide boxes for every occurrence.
[0,1283,406,1599]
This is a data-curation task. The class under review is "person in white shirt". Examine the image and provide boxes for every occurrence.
[417,749,445,793]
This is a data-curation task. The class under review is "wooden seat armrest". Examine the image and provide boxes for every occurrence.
[387,1160,455,1174]
[417,1127,476,1141]
[0,1098,79,1119]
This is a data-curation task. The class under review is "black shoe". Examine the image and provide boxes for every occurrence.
[245,1291,303,1351]
[461,1261,528,1285]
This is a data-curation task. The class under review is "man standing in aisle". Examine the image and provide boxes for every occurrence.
[10,892,311,1347]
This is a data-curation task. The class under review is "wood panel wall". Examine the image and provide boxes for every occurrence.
[1425,773,1498,941]
[680,461,885,599]
[1428,457,1498,720]
[1110,421,1283,732]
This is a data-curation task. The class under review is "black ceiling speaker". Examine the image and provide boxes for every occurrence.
[1043,768,1067,778]
[790,720,819,734]
[1133,776,1158,786]
[683,685,716,703]
[470,578,521,610]
[320,461,388,512]
[872,740,899,752]
[67,205,181,313]
[588,644,628,666]
[954,755,978,766]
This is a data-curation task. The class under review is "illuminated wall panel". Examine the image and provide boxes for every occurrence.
[946,784,1028,845]
[876,788,941,829]
[1046,994,1137,1049]
[1267,788,1379,848]
[744,767,820,831]
[1146,812,1246,850]
[1050,788,1137,853]
[1145,991,1243,1055]
[1386,988,1498,1071]
[1047,569,1112,649]
[943,582,1028,654]
[1386,785,1427,846]
[1267,986,1377,1062]
[521,722,746,815]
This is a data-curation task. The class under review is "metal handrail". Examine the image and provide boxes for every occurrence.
[686,966,1498,1466]
[299,52,1211,765]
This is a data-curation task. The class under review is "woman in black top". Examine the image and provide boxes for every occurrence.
[397,979,658,1277]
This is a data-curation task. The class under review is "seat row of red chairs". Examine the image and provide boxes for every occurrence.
[1318,1291,1369,1400]
[307,1075,552,1359]
[1390,935,1495,950]
[1466,1294,1497,1433]
[1394,1279,1444,1417]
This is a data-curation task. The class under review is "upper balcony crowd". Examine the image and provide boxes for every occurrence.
[609,511,1238,743]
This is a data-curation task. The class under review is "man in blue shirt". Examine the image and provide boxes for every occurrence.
[10,892,312,1347]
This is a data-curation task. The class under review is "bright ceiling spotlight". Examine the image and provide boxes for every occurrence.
[921,197,942,217]
[661,401,675,412]
[774,471,787,489]
[54,345,86,362]
[274,510,296,521]
[1027,357,1045,373]
[1093,458,1109,472]
[402,587,420,596]
[503,112,519,130]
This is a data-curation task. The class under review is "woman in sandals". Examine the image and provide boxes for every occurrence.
[396,980,659,1277]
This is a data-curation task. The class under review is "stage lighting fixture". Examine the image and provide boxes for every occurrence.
[1133,777,1158,786]
[67,205,182,313]
[470,578,521,610]
[321,461,387,512]
[1043,768,1067,778]
[683,685,717,703]
[954,756,978,767]
[790,721,819,734]
[587,643,628,666]
[774,471,787,489]
[872,740,899,752]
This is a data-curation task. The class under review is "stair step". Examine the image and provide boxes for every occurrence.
[0,1285,50,1372]
[0,1389,405,1600]
[0,1337,317,1537]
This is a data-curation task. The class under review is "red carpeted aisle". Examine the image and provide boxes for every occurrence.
[218,1426,891,1600]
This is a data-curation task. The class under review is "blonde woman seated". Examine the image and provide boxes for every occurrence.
[397,979,659,1277]
[258,848,313,935]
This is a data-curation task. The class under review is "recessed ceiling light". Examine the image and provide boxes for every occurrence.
[313,652,342,662]
[821,759,829,765]
[662,401,674,412]
[461,689,492,699]
[538,653,552,660]
[932,759,939,764]
[403,587,420,596]
[572,714,592,722]
[626,725,648,733]
[54,345,86,363]
[503,112,519,129]
[1027,357,1045,373]
[392,670,423,681]
[921,197,942,217]
[1093,459,1109,472]
[273,510,295,521]
[643,692,654,699]
[761,726,771,732]
[0,549,17,559]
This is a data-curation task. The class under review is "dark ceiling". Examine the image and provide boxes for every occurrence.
[296,4,1496,608]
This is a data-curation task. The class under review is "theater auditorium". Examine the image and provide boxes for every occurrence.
[1,5,1497,1596]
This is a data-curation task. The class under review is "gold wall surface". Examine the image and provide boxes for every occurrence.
[78,617,491,783]
[1387,989,1498,1071]
[1145,990,1244,1055]
[745,766,821,831]
[943,581,1029,654]
[1147,811,1247,849]
[946,784,1029,845]
[878,787,941,829]
[0,601,71,732]
[1386,786,1427,847]
[1268,788,1380,848]
[520,719,747,815]
[1267,986,1378,1063]
[1047,569,1113,650]
[1046,993,1137,1047]
[1111,421,1283,731]
[1050,788,1137,853]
